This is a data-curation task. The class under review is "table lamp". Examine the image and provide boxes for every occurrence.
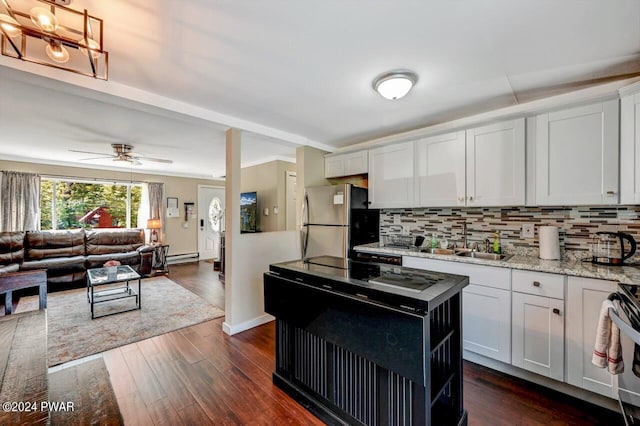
[146,218,161,244]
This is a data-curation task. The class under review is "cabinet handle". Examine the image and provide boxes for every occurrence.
[606,191,616,196]
[533,281,541,287]
[468,196,473,201]
[458,196,464,202]
[553,308,561,315]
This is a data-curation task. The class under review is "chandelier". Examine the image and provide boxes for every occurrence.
[0,0,107,79]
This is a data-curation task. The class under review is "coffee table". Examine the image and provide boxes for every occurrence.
[86,265,141,319]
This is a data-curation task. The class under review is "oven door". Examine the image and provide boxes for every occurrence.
[612,285,640,425]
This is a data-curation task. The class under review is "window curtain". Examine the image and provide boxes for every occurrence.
[0,171,41,232]
[148,182,165,243]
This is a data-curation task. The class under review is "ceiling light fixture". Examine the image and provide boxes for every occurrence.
[0,0,108,79]
[373,70,418,100]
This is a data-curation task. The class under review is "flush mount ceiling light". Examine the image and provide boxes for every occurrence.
[0,0,108,79]
[372,70,418,100]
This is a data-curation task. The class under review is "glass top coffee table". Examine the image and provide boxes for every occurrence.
[86,265,141,319]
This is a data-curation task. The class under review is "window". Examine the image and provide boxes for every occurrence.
[40,178,142,230]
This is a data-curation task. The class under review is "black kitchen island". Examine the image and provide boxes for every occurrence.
[264,256,469,426]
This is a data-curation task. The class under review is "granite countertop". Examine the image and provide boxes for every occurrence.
[355,242,640,284]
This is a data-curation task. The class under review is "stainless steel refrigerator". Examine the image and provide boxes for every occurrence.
[301,184,379,259]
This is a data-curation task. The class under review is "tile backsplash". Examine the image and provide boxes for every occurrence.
[381,206,640,260]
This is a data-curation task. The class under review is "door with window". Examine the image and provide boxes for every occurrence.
[198,186,225,260]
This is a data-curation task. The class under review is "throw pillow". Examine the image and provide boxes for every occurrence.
[103,260,121,267]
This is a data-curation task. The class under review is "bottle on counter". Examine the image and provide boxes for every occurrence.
[493,231,502,254]
[430,233,438,249]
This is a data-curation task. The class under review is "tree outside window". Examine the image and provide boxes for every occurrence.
[40,179,142,230]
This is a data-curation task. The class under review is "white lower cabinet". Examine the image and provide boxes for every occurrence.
[511,270,565,381]
[463,284,511,363]
[512,292,564,381]
[402,256,511,363]
[566,276,618,398]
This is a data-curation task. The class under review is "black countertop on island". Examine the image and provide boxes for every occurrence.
[268,255,469,314]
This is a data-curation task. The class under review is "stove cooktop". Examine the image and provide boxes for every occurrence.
[302,256,440,293]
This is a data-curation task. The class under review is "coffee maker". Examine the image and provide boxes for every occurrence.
[591,231,637,266]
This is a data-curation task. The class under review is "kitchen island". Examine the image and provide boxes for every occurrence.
[264,255,469,426]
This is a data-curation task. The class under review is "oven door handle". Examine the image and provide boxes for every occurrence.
[609,307,640,345]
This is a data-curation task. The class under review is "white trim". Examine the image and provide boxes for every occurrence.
[166,253,199,264]
[222,314,274,336]
[241,155,297,168]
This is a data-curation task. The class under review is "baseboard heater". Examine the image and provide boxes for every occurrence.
[167,252,200,264]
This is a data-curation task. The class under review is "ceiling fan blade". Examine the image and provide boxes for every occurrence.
[132,156,173,164]
[79,156,115,161]
[69,149,112,157]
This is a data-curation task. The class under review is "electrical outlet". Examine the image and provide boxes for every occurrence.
[521,223,535,239]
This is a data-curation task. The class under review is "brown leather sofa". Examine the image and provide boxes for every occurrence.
[0,229,153,291]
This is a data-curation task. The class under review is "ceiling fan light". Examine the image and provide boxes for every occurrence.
[30,7,59,32]
[373,71,418,100]
[78,37,101,59]
[0,14,21,38]
[45,41,69,63]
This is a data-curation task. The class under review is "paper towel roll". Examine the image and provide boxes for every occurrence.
[539,226,560,260]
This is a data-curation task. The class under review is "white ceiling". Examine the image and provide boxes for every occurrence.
[1,0,640,178]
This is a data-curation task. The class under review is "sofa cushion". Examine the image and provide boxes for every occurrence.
[21,255,86,274]
[86,229,145,255]
[0,264,19,275]
[86,252,141,270]
[26,230,85,260]
[0,232,25,266]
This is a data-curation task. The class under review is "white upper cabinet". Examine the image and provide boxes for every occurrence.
[620,89,640,204]
[465,118,526,206]
[368,142,414,208]
[415,131,466,207]
[324,151,368,178]
[535,100,619,205]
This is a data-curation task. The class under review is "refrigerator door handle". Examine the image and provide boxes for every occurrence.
[300,193,309,258]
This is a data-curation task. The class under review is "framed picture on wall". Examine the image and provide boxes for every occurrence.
[167,197,179,218]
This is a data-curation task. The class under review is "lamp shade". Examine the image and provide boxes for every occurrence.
[146,219,161,229]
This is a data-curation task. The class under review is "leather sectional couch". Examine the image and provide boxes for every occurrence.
[0,229,153,291]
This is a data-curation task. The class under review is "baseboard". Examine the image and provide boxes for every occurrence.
[222,314,274,336]
[167,252,199,265]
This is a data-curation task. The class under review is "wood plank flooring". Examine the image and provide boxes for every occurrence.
[39,261,624,424]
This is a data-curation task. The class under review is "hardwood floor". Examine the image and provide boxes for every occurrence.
[48,261,620,425]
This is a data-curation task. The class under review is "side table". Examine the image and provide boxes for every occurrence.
[152,244,170,274]
[0,269,47,315]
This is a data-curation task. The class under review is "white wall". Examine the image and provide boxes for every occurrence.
[223,129,300,335]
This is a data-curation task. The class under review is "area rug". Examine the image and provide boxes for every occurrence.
[17,277,225,367]
[49,358,123,426]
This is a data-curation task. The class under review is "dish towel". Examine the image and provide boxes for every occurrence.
[592,299,624,374]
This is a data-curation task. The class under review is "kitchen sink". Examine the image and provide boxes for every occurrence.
[454,251,512,261]
[420,248,456,255]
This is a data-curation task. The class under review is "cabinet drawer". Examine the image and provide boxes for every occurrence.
[512,270,564,299]
[403,256,511,290]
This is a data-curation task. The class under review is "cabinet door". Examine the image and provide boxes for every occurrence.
[536,100,619,205]
[368,142,414,208]
[463,284,511,363]
[344,151,368,176]
[465,118,525,206]
[566,276,618,397]
[512,292,564,381]
[620,92,640,204]
[617,306,640,408]
[415,131,466,207]
[325,156,345,178]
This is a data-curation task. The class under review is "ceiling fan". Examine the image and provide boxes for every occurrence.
[70,144,173,165]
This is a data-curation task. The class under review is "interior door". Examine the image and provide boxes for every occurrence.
[198,186,225,260]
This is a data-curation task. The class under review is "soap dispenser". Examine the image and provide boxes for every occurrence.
[493,231,502,254]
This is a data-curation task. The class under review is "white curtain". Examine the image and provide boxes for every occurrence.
[148,182,165,243]
[0,171,41,232]
[137,183,150,242]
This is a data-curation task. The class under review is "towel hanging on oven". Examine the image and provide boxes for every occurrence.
[592,299,624,374]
